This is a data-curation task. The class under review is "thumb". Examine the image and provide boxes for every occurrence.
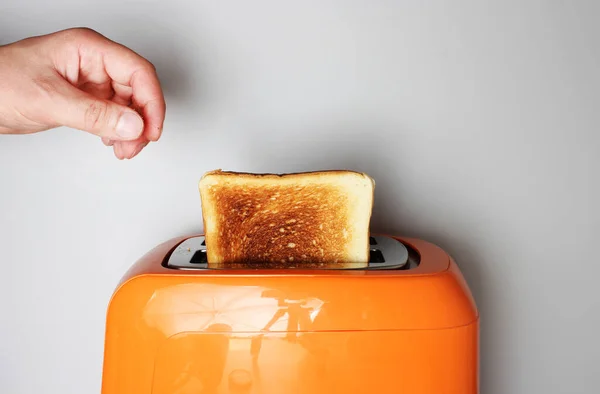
[53,80,144,141]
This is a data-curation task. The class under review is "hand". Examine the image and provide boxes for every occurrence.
[0,28,166,159]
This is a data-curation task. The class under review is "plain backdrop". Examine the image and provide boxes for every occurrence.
[1,1,598,393]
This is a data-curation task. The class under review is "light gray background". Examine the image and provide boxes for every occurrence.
[1,1,598,393]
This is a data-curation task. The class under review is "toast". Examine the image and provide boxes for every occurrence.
[198,169,375,268]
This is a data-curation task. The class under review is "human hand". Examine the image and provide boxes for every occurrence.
[0,28,166,159]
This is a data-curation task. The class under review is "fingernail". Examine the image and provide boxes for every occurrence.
[116,112,143,139]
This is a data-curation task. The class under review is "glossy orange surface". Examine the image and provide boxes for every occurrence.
[101,234,479,393]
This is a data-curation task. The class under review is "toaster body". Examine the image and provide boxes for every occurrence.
[101,235,479,394]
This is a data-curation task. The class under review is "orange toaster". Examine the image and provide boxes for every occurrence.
[100,234,479,394]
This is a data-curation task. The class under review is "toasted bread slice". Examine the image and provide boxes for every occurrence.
[198,169,375,268]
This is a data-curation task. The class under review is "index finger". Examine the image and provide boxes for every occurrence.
[82,31,166,141]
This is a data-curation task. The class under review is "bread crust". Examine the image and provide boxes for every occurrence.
[201,169,375,180]
[199,169,374,268]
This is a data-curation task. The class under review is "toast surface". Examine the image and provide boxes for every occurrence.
[198,169,375,268]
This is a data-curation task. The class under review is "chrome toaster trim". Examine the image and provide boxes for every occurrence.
[165,235,417,270]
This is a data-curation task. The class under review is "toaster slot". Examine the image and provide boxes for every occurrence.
[190,250,207,264]
[369,249,385,263]
[165,235,418,271]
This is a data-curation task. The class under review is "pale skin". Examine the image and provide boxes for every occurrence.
[0,27,166,159]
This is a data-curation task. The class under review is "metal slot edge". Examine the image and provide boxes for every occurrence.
[165,235,419,271]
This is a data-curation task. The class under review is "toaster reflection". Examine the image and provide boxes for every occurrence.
[146,284,350,394]
[143,284,325,336]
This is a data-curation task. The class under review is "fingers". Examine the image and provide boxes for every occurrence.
[45,28,165,158]
[111,81,132,106]
[77,31,166,142]
[50,77,145,141]
[103,137,147,160]
[102,134,148,160]
[79,80,114,100]
[112,139,149,160]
